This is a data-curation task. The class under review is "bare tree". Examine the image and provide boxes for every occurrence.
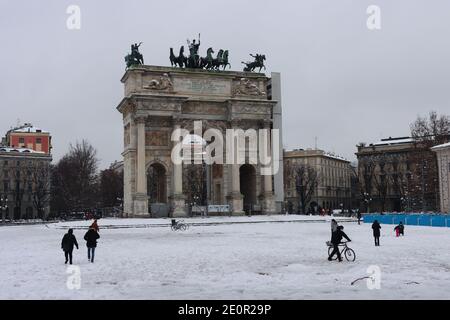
[357,156,376,213]
[373,155,390,213]
[29,161,51,219]
[294,164,319,214]
[99,168,123,207]
[411,111,450,146]
[183,164,207,207]
[410,111,447,211]
[51,140,99,216]
[12,166,25,220]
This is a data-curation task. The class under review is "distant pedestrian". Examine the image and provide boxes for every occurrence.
[394,222,405,237]
[357,210,362,225]
[84,227,100,263]
[61,229,79,265]
[90,219,99,232]
[372,220,381,246]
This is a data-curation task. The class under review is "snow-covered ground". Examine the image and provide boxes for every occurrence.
[0,216,449,300]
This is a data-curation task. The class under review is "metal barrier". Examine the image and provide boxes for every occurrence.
[363,213,450,228]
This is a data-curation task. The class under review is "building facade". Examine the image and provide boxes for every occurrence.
[284,149,353,213]
[3,123,52,154]
[0,147,52,220]
[432,142,450,213]
[356,137,440,213]
[117,65,281,218]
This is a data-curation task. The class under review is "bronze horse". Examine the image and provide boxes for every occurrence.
[170,46,187,68]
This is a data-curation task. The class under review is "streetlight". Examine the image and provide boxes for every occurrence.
[1,196,8,224]
[363,192,372,213]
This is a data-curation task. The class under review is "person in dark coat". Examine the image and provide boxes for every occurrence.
[61,229,79,264]
[84,227,100,263]
[394,222,405,237]
[372,220,381,246]
[328,226,351,262]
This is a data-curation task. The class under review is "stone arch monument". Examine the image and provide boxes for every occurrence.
[117,65,282,217]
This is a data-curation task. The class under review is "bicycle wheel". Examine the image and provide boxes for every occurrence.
[171,226,177,232]
[327,246,335,259]
[344,248,356,262]
[180,224,187,231]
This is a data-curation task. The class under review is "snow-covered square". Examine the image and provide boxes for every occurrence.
[0,216,449,300]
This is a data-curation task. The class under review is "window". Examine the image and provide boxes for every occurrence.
[19,138,25,144]
[36,138,42,144]
[3,181,9,192]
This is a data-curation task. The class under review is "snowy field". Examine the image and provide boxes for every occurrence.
[0,215,449,300]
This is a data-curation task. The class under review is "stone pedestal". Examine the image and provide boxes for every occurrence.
[227,192,244,215]
[262,192,276,215]
[133,193,149,217]
[170,194,187,217]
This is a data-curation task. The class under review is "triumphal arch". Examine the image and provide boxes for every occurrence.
[117,42,280,217]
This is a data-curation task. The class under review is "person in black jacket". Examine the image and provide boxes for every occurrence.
[372,220,381,246]
[84,227,100,263]
[61,229,79,264]
[328,226,351,262]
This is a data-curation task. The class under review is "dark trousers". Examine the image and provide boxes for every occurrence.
[64,250,73,264]
[374,236,380,246]
[329,244,342,261]
[87,247,96,262]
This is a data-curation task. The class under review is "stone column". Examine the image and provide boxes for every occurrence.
[262,123,276,214]
[133,117,149,216]
[227,164,244,215]
[170,123,186,217]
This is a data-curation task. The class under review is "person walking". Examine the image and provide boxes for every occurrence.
[328,226,351,262]
[394,222,405,237]
[84,227,100,263]
[357,210,362,225]
[372,220,382,246]
[61,229,79,265]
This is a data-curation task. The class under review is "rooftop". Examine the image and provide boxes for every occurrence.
[370,136,414,146]
[0,146,46,154]
[8,123,49,134]
[284,148,349,162]
[431,142,450,150]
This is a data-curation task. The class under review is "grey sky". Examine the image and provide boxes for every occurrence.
[1,0,449,169]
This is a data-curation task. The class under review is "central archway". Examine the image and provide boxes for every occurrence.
[147,163,167,204]
[240,164,256,214]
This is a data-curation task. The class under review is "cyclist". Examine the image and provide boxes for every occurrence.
[328,225,351,262]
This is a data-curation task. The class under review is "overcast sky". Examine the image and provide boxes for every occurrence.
[1,0,449,169]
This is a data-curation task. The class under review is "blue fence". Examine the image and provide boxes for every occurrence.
[363,214,450,228]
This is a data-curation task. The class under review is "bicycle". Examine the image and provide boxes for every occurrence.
[171,219,189,232]
[326,241,356,262]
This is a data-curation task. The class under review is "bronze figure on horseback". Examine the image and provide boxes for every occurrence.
[242,53,266,72]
